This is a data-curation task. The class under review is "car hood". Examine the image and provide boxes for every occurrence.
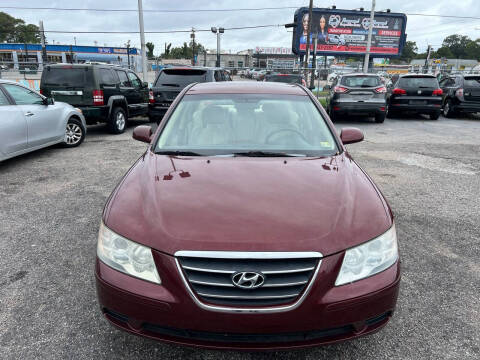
[104,152,392,257]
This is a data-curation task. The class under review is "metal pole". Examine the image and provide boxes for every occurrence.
[216,32,221,67]
[137,0,148,81]
[39,21,47,66]
[191,28,196,66]
[127,42,131,69]
[303,0,313,79]
[310,33,318,89]
[363,0,376,73]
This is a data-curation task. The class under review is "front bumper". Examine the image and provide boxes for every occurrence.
[95,251,401,350]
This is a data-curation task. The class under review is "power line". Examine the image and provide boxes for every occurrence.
[0,5,299,13]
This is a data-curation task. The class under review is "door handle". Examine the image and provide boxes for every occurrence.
[25,112,34,117]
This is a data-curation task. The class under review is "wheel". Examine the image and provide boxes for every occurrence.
[386,109,397,118]
[63,117,85,147]
[109,107,127,134]
[375,113,386,123]
[443,99,455,118]
[429,111,440,120]
[329,109,337,122]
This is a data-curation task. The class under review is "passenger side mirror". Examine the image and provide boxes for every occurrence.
[43,97,54,105]
[340,127,364,145]
[133,125,153,143]
[142,81,149,88]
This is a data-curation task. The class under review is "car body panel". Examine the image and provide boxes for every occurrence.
[440,75,480,114]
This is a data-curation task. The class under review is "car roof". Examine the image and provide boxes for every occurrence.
[400,73,436,78]
[186,81,307,95]
[341,73,379,77]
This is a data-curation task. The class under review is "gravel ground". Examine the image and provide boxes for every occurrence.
[1,113,479,359]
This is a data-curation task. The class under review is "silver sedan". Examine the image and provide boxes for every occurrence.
[0,80,86,162]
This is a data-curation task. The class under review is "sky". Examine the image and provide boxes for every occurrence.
[1,0,479,54]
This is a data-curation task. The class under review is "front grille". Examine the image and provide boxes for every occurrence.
[176,252,321,308]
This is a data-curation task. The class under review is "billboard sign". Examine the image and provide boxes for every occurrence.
[292,7,407,57]
[255,47,293,55]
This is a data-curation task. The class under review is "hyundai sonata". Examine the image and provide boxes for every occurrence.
[95,82,400,350]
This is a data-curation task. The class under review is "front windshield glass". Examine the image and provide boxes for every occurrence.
[155,94,338,156]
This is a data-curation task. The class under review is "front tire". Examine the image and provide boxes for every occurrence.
[375,113,386,123]
[430,111,440,120]
[109,107,127,134]
[63,117,85,147]
[443,99,455,118]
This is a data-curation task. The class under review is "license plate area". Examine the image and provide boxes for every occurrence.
[410,100,427,105]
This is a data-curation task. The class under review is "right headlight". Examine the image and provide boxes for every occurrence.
[335,224,398,286]
[97,222,161,284]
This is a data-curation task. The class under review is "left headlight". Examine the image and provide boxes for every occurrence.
[335,224,398,286]
[97,222,161,284]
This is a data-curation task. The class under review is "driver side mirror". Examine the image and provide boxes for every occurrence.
[340,127,364,145]
[43,97,54,105]
[133,125,153,143]
[142,81,149,88]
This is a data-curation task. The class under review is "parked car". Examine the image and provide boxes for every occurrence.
[40,63,148,134]
[0,80,86,162]
[96,81,400,350]
[326,73,387,123]
[264,73,306,86]
[387,74,442,120]
[149,66,229,124]
[439,75,480,117]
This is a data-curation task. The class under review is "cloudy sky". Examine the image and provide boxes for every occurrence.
[2,0,479,54]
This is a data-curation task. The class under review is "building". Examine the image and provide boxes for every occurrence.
[253,47,298,69]
[201,50,253,68]
[0,43,141,71]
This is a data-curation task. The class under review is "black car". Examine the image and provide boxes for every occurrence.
[149,66,229,123]
[326,73,387,123]
[387,74,442,120]
[440,75,480,117]
[264,73,306,86]
[41,64,149,134]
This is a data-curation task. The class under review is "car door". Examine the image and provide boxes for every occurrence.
[0,85,28,158]
[115,69,135,111]
[440,77,456,102]
[127,71,148,116]
[2,83,64,148]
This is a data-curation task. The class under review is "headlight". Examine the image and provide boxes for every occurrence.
[335,224,398,286]
[97,222,161,284]
[74,107,82,114]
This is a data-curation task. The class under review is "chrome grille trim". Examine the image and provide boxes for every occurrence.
[181,265,315,275]
[197,292,299,300]
[175,251,323,314]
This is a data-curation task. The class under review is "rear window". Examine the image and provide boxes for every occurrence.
[155,69,207,86]
[464,77,480,87]
[398,76,438,88]
[43,67,86,86]
[340,76,380,87]
[267,75,303,84]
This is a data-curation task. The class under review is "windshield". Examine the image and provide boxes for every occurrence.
[341,76,380,87]
[464,77,480,87]
[42,67,87,86]
[266,75,303,84]
[155,94,338,156]
[398,77,438,88]
[155,69,207,86]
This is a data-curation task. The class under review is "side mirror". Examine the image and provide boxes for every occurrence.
[43,97,54,105]
[340,127,364,145]
[133,125,153,143]
[142,81,149,88]
[308,86,316,90]
[323,85,331,91]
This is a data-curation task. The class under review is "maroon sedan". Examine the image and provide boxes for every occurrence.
[95,82,400,350]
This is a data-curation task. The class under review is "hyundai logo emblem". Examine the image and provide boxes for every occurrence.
[232,271,265,289]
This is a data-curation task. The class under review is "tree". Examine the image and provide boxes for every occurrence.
[398,41,418,63]
[0,12,41,43]
[442,34,471,58]
[434,46,454,59]
[465,39,480,60]
[146,42,155,59]
[161,41,205,59]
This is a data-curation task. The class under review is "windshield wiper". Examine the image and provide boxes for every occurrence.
[155,150,203,156]
[233,151,307,157]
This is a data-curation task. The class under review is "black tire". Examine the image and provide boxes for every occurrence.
[375,113,386,123]
[108,107,127,134]
[443,99,455,118]
[62,117,85,147]
[430,111,440,120]
[386,109,397,118]
[329,109,337,122]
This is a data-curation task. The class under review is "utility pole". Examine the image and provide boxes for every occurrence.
[424,45,432,73]
[211,27,224,67]
[39,21,47,67]
[137,0,148,81]
[363,0,376,73]
[303,0,313,79]
[191,28,196,65]
[126,40,131,69]
[310,32,318,88]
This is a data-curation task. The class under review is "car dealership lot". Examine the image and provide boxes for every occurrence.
[1,114,479,359]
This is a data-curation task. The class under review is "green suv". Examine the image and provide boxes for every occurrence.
[40,64,149,134]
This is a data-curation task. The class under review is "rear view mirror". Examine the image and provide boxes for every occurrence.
[133,125,153,143]
[340,127,364,145]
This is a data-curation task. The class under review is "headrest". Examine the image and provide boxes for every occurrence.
[202,106,227,125]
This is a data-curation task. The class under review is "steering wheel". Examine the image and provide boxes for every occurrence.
[265,128,308,144]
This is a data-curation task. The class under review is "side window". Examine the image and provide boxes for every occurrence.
[3,84,43,105]
[446,78,455,87]
[116,70,130,87]
[0,88,10,106]
[127,72,142,88]
[99,69,118,87]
